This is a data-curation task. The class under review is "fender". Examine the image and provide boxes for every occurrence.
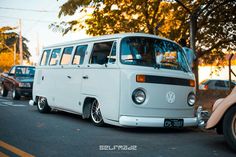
[206,87,236,129]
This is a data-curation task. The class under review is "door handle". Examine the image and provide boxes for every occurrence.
[82,75,89,79]
[67,75,71,79]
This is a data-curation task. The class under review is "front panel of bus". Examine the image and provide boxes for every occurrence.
[118,36,196,126]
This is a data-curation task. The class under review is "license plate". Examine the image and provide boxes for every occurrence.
[164,119,184,128]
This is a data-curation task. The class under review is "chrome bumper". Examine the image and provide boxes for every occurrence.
[29,100,36,106]
[119,106,209,128]
[196,106,209,128]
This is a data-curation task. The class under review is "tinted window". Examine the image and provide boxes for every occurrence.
[90,41,114,65]
[72,45,88,65]
[40,49,51,66]
[49,48,61,66]
[215,80,226,87]
[9,66,16,75]
[60,47,73,65]
[15,66,35,77]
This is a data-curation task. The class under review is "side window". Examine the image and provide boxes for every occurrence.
[90,41,114,65]
[108,42,117,64]
[60,46,73,65]
[40,49,51,66]
[72,45,88,65]
[49,48,61,66]
[215,80,226,87]
[9,66,16,75]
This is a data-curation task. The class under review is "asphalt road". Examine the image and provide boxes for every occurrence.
[0,96,235,157]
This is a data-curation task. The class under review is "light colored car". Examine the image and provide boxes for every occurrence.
[206,87,236,151]
[199,79,236,90]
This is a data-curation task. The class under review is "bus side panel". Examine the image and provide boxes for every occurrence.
[53,67,83,113]
[33,67,57,107]
[81,67,120,122]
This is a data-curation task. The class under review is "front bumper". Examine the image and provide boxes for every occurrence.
[16,88,32,96]
[119,106,208,127]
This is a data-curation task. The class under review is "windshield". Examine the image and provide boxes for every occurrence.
[120,37,191,72]
[15,66,35,77]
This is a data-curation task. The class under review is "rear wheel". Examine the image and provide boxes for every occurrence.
[223,105,236,151]
[90,99,104,126]
[37,97,51,113]
[12,88,20,100]
[1,84,8,97]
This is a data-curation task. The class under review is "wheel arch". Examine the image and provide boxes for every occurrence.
[82,97,96,119]
[206,103,236,129]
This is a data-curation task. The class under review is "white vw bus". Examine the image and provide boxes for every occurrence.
[30,33,205,127]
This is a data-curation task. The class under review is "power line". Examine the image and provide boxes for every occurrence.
[0,7,57,13]
[0,15,54,23]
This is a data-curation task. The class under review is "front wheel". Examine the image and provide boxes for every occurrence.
[37,97,51,113]
[90,99,104,126]
[12,88,20,100]
[1,85,8,97]
[223,105,236,151]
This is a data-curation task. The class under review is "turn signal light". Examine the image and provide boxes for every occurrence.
[136,75,146,83]
[189,80,195,87]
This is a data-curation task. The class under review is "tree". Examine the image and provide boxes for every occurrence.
[0,26,31,71]
[55,0,187,40]
[175,0,236,90]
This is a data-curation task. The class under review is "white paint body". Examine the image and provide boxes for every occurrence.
[32,33,198,127]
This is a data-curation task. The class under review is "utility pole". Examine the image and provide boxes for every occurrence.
[36,33,40,57]
[19,19,23,65]
[14,42,16,65]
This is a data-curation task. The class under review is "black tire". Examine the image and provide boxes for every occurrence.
[90,99,104,126]
[223,105,236,151]
[1,84,8,97]
[37,97,51,113]
[12,88,20,100]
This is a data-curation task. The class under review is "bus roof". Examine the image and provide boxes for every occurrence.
[43,33,172,49]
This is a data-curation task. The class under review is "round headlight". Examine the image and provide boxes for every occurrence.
[132,89,146,104]
[187,93,196,106]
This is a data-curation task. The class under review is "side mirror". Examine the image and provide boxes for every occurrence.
[8,73,14,76]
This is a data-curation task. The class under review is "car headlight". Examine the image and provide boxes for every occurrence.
[19,82,31,88]
[132,88,146,104]
[187,93,196,106]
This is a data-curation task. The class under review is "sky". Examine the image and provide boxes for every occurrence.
[0,0,89,63]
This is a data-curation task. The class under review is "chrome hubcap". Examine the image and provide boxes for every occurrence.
[91,100,102,123]
[38,97,46,110]
[232,113,236,139]
[12,89,15,98]
[0,87,3,95]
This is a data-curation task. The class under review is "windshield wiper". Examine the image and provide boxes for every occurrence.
[153,63,160,69]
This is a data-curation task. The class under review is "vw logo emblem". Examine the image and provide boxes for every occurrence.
[166,91,175,104]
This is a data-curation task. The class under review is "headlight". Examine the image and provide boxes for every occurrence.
[132,88,146,104]
[187,93,196,106]
[19,82,31,88]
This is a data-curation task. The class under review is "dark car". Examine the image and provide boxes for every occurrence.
[0,65,35,100]
[199,79,236,90]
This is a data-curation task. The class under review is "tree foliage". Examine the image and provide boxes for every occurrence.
[56,0,236,65]
[0,26,31,71]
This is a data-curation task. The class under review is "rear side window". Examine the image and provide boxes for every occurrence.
[49,48,61,66]
[90,41,114,65]
[72,45,87,65]
[215,80,226,87]
[60,47,73,65]
[40,49,51,66]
